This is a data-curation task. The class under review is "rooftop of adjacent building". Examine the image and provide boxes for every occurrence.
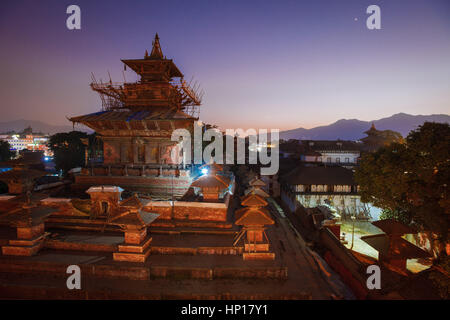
[281,165,356,186]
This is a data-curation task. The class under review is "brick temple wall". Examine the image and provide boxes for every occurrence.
[74,175,193,197]
[40,198,229,223]
[144,201,228,221]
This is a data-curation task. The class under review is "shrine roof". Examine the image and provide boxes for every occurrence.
[121,34,183,78]
[244,187,270,198]
[371,219,417,235]
[120,194,151,208]
[70,107,195,123]
[235,207,274,226]
[110,209,159,227]
[364,123,380,135]
[361,234,431,259]
[199,163,223,173]
[0,168,47,181]
[240,193,268,207]
[248,177,266,187]
[0,205,57,227]
[191,174,230,189]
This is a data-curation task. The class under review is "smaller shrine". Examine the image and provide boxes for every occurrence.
[1,198,56,256]
[244,176,270,198]
[1,186,160,263]
[361,219,431,274]
[190,164,230,202]
[0,168,46,194]
[234,192,275,260]
[83,186,159,262]
[86,186,124,219]
[111,194,159,262]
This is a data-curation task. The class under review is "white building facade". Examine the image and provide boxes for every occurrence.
[280,166,371,219]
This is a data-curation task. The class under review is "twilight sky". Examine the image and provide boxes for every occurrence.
[0,0,449,131]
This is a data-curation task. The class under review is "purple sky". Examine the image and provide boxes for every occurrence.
[1,0,449,131]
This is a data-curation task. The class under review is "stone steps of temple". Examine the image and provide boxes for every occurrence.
[149,228,238,236]
[46,223,238,237]
[45,215,237,234]
[0,251,286,283]
[45,226,239,237]
[152,219,234,229]
[45,221,122,233]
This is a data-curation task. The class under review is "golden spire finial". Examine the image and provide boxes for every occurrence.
[150,33,163,59]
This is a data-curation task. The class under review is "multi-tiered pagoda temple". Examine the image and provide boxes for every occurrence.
[70,34,203,198]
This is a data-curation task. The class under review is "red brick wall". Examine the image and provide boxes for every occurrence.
[173,206,227,221]
[147,203,228,222]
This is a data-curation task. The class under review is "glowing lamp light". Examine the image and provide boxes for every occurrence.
[201,168,209,175]
[44,157,49,161]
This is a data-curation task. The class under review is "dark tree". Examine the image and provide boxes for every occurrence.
[49,131,89,174]
[0,140,14,162]
[356,122,450,259]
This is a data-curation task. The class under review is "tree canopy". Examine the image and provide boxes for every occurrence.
[49,131,89,174]
[0,140,14,162]
[356,122,449,258]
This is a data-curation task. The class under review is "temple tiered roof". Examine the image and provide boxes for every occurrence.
[240,193,268,207]
[244,187,270,198]
[70,33,202,125]
[122,33,183,80]
[235,207,274,226]
[191,174,230,189]
[249,177,266,187]
[70,108,196,122]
